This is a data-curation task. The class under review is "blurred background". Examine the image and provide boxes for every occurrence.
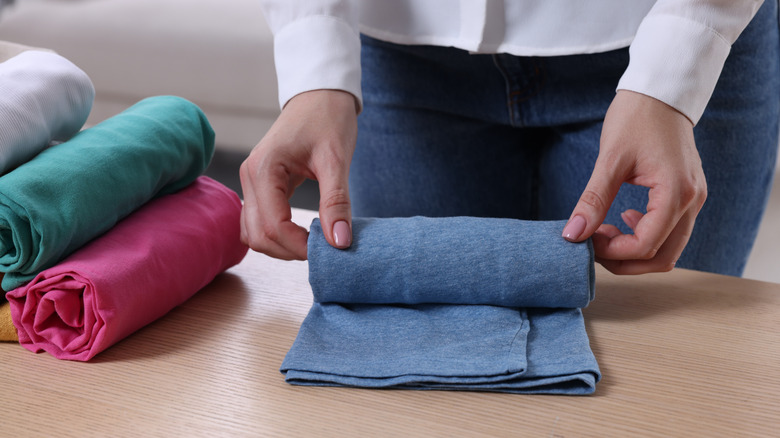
[0,0,321,208]
[1,0,777,282]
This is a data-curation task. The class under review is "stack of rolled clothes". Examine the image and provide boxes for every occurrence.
[0,40,93,343]
[282,217,601,395]
[0,42,248,359]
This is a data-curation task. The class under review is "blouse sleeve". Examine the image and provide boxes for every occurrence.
[616,0,764,124]
[260,0,362,111]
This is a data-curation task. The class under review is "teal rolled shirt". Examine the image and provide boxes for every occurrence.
[0,95,215,290]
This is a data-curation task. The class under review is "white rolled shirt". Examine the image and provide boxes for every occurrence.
[0,50,95,173]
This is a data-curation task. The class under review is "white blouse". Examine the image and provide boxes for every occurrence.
[261,0,764,124]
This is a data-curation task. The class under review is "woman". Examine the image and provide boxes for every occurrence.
[241,0,780,276]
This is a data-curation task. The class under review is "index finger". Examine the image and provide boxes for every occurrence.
[594,184,684,261]
[240,160,309,260]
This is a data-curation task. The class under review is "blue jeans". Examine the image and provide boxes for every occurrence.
[351,0,780,276]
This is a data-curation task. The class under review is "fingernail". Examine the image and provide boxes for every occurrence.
[562,216,586,241]
[333,220,352,248]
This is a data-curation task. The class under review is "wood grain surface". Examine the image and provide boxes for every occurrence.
[1,209,778,437]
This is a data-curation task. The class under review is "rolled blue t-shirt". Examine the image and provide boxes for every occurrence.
[281,217,601,395]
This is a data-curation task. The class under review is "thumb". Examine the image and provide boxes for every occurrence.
[563,159,624,242]
[317,168,353,249]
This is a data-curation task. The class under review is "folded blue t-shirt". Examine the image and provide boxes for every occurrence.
[281,217,601,395]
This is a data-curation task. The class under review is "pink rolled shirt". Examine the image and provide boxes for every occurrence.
[6,176,248,361]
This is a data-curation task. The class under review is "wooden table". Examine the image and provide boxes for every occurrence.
[1,209,778,437]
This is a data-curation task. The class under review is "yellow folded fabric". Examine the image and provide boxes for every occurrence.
[0,301,18,342]
[1,270,18,341]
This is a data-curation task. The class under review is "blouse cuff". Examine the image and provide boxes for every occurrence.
[616,14,732,125]
[273,14,362,111]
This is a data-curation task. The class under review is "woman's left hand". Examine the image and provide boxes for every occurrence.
[562,90,708,275]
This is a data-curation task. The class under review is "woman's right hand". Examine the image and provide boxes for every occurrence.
[239,89,358,260]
